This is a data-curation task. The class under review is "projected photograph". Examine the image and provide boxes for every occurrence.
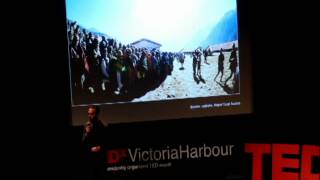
[66,0,240,106]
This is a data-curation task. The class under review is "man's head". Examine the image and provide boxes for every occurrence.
[88,105,100,121]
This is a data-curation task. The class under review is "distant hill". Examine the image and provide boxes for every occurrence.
[201,10,238,48]
[67,19,110,38]
[87,27,110,38]
[182,10,238,52]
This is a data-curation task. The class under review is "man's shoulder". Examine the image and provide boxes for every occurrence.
[97,120,105,127]
[91,119,105,127]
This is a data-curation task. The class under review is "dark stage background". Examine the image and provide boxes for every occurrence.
[25,0,319,179]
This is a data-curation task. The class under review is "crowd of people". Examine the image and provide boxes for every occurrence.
[68,21,178,103]
[68,20,239,104]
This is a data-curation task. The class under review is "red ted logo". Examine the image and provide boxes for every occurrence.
[245,144,320,180]
[106,149,127,164]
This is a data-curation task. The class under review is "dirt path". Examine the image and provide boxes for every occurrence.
[132,51,238,102]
